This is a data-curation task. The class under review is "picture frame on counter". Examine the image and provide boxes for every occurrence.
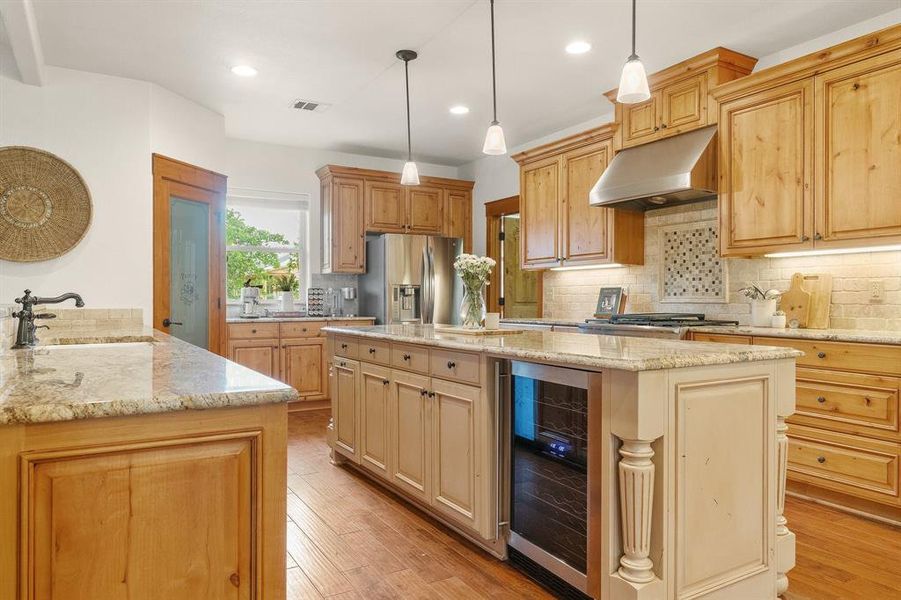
[594,287,625,318]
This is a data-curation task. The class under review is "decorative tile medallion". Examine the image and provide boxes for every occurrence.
[659,220,726,303]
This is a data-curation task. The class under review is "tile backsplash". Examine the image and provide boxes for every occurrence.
[544,200,901,330]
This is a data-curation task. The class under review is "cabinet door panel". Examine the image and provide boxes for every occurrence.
[563,141,612,264]
[360,362,391,478]
[719,79,814,255]
[332,358,360,462]
[621,93,660,148]
[520,158,560,269]
[407,187,444,234]
[332,177,365,272]
[365,180,406,233]
[282,338,327,400]
[391,370,431,502]
[228,339,279,379]
[816,50,901,246]
[29,437,254,600]
[661,73,707,131]
[430,379,480,531]
[445,189,472,252]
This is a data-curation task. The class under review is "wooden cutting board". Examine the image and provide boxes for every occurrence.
[803,273,834,329]
[781,273,811,328]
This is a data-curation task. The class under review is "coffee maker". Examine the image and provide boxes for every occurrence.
[240,286,263,318]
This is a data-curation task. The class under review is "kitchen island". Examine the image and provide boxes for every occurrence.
[323,323,801,599]
[0,330,296,599]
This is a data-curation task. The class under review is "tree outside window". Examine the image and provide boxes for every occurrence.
[226,206,303,300]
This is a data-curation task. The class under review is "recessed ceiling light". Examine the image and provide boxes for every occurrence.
[565,41,592,55]
[449,105,470,115]
[230,65,258,77]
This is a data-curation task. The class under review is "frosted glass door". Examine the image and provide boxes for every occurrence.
[169,197,209,349]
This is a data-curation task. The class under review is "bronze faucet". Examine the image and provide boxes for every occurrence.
[12,289,85,349]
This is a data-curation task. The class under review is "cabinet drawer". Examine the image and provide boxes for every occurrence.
[790,368,900,440]
[280,321,325,338]
[391,343,430,374]
[691,333,752,344]
[430,348,481,385]
[227,322,280,340]
[329,319,374,328]
[754,337,901,376]
[359,338,391,366]
[334,336,359,359]
[787,425,900,506]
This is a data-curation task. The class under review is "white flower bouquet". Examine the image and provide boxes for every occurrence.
[453,254,496,328]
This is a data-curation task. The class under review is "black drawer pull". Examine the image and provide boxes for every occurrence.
[403,354,411,361]
[817,352,826,359]
[817,456,826,464]
[817,396,826,403]
[447,361,456,369]
[369,348,377,354]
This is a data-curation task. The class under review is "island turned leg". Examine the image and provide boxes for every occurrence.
[618,439,656,585]
[776,416,793,595]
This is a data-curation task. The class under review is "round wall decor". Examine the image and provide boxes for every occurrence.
[0,146,92,262]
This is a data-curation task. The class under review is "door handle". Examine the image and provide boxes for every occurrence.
[162,318,183,327]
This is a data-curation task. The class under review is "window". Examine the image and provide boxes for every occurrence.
[225,188,310,302]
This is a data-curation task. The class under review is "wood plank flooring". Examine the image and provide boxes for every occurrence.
[286,411,901,600]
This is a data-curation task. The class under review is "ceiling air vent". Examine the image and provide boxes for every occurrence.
[292,99,330,113]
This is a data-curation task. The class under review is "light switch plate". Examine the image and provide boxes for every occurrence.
[870,280,885,302]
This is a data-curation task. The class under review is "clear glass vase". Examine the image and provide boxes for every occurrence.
[460,282,486,329]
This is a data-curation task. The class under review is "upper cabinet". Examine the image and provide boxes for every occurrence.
[513,125,644,270]
[317,165,474,273]
[714,25,901,256]
[605,48,758,151]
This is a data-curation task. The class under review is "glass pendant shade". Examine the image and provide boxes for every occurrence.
[616,56,650,104]
[400,160,420,186]
[482,122,507,155]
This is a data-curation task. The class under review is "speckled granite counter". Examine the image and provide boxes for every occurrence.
[0,330,297,425]
[322,324,801,372]
[499,317,586,328]
[227,315,375,324]
[691,325,901,346]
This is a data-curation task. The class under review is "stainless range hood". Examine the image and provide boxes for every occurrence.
[589,125,718,212]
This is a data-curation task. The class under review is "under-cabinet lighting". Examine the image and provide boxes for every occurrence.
[764,244,901,258]
[550,263,623,272]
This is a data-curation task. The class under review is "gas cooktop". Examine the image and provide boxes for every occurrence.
[586,313,739,327]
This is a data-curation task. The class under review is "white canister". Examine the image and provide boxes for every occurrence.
[771,314,787,329]
[484,312,501,330]
[279,291,294,312]
[750,299,778,327]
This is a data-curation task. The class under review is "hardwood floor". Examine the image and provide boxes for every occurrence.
[286,411,901,600]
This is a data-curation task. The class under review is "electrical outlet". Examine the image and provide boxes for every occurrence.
[870,280,885,302]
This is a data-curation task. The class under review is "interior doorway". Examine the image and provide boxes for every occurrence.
[152,154,227,354]
[485,196,542,318]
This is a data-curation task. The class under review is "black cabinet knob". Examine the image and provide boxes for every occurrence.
[341,343,348,349]
[817,352,826,359]
[403,354,411,361]
[383,379,390,386]
[817,456,826,464]
[447,361,456,369]
[817,396,826,403]
[369,347,377,354]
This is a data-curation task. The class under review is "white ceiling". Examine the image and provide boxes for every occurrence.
[22,0,901,166]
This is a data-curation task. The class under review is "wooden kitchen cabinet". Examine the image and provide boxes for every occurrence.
[444,188,473,252]
[227,338,280,379]
[364,180,406,233]
[605,48,757,150]
[390,369,432,502]
[713,26,901,256]
[359,362,392,479]
[814,49,901,248]
[319,173,365,273]
[332,357,361,462]
[281,337,328,400]
[407,186,445,234]
[718,79,815,255]
[514,126,644,270]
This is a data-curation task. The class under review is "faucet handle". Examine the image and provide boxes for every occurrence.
[34,313,57,320]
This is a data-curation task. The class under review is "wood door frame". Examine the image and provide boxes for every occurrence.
[484,196,543,317]
[152,154,227,355]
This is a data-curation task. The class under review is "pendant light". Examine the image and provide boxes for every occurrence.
[482,0,507,155]
[397,49,420,186]
[616,0,651,104]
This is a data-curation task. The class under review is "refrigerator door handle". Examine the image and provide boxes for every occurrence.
[427,246,436,323]
[421,244,432,323]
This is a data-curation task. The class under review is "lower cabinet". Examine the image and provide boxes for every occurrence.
[360,362,392,478]
[281,337,328,400]
[227,338,279,378]
[332,357,361,462]
[390,370,431,503]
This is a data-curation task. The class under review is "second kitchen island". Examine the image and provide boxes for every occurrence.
[323,324,801,600]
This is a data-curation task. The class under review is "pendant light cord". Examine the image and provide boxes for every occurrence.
[404,58,412,161]
[489,0,498,124]
[630,0,637,59]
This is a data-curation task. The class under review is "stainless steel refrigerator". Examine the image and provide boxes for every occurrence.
[359,234,463,325]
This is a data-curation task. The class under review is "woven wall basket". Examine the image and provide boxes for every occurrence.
[0,146,92,262]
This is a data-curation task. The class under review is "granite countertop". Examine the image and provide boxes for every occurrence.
[691,325,901,346]
[226,315,375,324]
[0,330,297,425]
[500,317,586,327]
[322,324,801,372]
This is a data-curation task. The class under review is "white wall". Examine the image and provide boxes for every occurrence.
[224,138,460,274]
[0,64,226,324]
